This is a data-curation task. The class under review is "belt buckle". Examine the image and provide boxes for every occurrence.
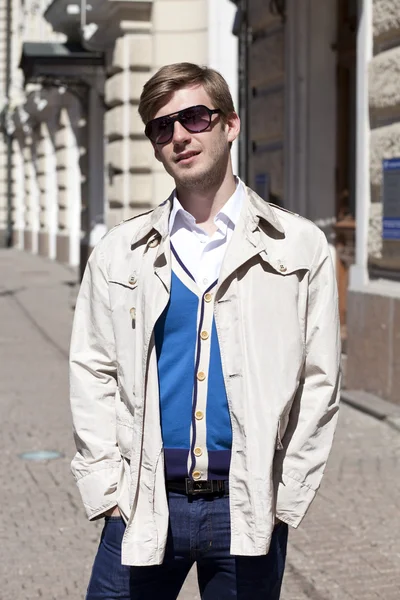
[185,478,213,495]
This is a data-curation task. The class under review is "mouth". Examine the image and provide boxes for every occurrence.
[175,151,200,164]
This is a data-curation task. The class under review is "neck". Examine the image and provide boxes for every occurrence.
[175,165,236,229]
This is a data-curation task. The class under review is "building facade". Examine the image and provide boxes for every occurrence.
[346,0,400,405]
[0,0,238,271]
[239,0,400,405]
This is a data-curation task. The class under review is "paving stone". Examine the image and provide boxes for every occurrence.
[0,249,399,600]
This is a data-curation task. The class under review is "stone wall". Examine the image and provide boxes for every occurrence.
[346,283,400,405]
[346,1,400,404]
[369,0,400,262]
[1,0,237,265]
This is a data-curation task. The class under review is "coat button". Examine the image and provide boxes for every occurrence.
[197,371,206,381]
[200,331,209,341]
[279,264,287,273]
[148,237,160,248]
[195,410,204,420]
[192,470,201,480]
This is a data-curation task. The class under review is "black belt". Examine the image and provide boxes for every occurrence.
[167,479,229,496]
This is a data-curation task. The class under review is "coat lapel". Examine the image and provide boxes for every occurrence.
[217,188,286,294]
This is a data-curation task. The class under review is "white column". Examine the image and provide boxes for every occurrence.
[24,134,40,254]
[207,0,239,174]
[67,109,83,267]
[12,137,25,249]
[38,122,58,259]
[349,0,373,289]
[87,83,106,248]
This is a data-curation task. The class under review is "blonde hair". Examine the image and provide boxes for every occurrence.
[138,63,235,124]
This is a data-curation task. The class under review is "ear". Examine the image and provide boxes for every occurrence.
[225,111,241,144]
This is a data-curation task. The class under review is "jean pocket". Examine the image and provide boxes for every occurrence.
[102,516,126,554]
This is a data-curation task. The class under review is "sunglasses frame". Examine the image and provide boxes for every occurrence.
[145,105,222,145]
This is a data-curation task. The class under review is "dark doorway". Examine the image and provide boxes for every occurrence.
[334,0,357,345]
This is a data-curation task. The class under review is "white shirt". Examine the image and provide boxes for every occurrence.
[169,178,245,290]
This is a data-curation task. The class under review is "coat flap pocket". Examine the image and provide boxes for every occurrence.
[108,271,139,289]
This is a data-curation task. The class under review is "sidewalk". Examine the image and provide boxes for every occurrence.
[1,248,399,600]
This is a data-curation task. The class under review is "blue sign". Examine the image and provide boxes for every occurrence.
[382,158,400,240]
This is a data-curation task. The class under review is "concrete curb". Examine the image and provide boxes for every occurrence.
[341,389,400,433]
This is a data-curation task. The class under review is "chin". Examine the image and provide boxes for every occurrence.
[176,170,209,189]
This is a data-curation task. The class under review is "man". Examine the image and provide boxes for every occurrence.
[70,63,341,599]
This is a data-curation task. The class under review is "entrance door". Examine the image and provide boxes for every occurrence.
[246,4,285,205]
[334,0,357,344]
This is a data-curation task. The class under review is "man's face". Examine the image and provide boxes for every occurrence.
[150,85,240,190]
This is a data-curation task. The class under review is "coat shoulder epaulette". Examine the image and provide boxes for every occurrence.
[116,208,155,227]
[100,208,155,240]
[267,202,300,218]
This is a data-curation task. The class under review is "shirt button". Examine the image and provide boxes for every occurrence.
[194,447,203,457]
[197,371,206,381]
[204,293,212,303]
[200,330,209,341]
[279,264,287,273]
[192,470,202,480]
[203,278,208,285]
[195,410,204,420]
[130,307,136,319]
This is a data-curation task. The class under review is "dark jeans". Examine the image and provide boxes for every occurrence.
[86,491,288,600]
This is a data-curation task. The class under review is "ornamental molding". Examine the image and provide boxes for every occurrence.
[45,0,153,48]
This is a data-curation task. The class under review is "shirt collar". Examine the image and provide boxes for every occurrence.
[169,177,245,235]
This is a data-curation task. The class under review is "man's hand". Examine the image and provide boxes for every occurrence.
[104,506,121,517]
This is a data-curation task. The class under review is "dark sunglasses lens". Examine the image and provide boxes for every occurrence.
[180,106,211,132]
[145,106,213,143]
[146,117,173,144]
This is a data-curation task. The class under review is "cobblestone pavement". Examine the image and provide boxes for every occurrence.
[1,249,399,600]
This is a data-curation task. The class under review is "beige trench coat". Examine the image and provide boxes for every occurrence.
[70,187,341,566]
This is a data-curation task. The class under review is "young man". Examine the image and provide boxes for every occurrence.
[70,63,341,599]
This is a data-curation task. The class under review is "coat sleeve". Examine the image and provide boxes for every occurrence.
[274,228,341,527]
[69,243,121,520]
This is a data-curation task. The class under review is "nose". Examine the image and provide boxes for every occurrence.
[172,120,191,144]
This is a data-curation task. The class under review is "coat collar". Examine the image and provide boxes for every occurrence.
[130,186,285,248]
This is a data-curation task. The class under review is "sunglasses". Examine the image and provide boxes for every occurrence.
[145,105,221,145]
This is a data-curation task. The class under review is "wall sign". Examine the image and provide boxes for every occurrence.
[382,158,400,240]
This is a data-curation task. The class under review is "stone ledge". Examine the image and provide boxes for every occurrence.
[341,389,400,424]
[369,46,400,110]
[373,0,400,43]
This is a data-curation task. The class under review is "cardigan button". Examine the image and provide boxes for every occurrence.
[200,331,209,341]
[195,410,204,420]
[194,447,203,457]
[192,470,202,480]
[197,371,206,381]
[204,293,212,303]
